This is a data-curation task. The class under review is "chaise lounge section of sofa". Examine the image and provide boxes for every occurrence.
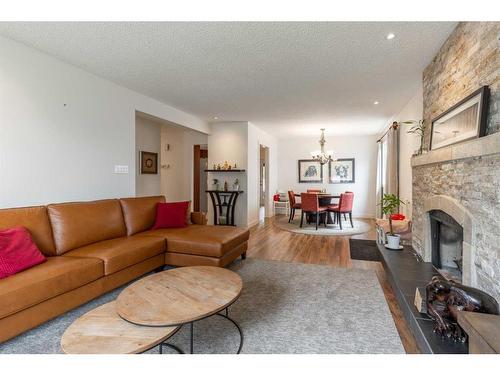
[0,195,249,343]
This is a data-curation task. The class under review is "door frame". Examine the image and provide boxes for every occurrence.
[193,145,208,212]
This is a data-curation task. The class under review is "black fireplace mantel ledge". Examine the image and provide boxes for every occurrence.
[376,242,468,354]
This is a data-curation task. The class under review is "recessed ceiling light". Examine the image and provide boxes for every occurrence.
[213,116,219,120]
[386,33,395,40]
[374,101,380,105]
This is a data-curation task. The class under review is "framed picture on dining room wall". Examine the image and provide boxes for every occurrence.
[298,159,323,183]
[328,158,355,184]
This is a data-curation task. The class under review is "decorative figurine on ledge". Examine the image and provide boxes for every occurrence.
[233,178,240,191]
[426,275,499,342]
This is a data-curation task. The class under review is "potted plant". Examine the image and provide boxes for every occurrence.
[380,193,406,250]
[400,120,426,155]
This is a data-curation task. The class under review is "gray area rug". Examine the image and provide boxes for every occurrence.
[274,215,372,236]
[0,258,404,354]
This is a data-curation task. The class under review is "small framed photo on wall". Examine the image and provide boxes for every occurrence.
[140,151,158,174]
[328,158,355,184]
[298,159,323,183]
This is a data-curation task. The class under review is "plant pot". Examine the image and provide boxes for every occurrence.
[386,234,401,250]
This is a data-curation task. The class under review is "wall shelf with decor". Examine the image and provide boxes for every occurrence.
[204,169,246,172]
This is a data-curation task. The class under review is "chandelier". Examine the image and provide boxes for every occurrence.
[310,128,334,165]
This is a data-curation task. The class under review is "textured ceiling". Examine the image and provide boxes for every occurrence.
[0,22,456,137]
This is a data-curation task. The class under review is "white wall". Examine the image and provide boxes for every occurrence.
[277,135,378,218]
[389,85,423,219]
[247,122,278,226]
[160,123,207,202]
[135,115,161,197]
[207,122,249,227]
[207,121,278,227]
[0,35,208,208]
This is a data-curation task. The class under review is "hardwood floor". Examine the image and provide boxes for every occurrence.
[247,216,420,354]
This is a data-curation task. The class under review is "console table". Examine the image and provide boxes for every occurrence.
[206,190,244,226]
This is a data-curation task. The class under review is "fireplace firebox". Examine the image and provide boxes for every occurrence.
[429,209,463,283]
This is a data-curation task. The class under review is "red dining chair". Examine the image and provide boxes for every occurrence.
[307,189,321,193]
[300,193,328,230]
[328,192,354,229]
[287,191,302,223]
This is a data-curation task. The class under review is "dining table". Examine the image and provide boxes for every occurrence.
[294,193,340,225]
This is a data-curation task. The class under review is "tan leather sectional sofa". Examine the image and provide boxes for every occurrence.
[0,195,249,343]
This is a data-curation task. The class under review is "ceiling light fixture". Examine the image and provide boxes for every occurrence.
[374,101,380,105]
[310,128,334,165]
[386,33,395,40]
[213,116,219,120]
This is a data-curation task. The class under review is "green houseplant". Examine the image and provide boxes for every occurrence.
[400,120,426,155]
[380,193,406,249]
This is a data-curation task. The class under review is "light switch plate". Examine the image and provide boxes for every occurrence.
[114,165,129,174]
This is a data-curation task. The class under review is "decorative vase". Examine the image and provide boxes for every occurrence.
[386,234,401,250]
[233,184,240,191]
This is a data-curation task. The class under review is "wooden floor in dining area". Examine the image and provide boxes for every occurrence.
[246,216,420,354]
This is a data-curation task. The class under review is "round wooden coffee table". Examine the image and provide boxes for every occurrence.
[116,266,243,354]
[60,301,181,354]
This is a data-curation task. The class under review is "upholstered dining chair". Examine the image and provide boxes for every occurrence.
[287,191,302,223]
[300,193,328,230]
[307,189,321,193]
[328,192,354,229]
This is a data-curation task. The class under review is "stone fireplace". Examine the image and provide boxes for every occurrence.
[411,22,500,303]
[411,133,500,303]
[429,209,463,283]
[420,195,474,285]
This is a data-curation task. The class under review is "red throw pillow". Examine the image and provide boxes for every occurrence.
[153,201,190,229]
[0,227,46,279]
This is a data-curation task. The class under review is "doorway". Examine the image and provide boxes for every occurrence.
[193,144,208,212]
[259,145,269,222]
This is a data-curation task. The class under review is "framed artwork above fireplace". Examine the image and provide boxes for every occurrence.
[430,86,490,150]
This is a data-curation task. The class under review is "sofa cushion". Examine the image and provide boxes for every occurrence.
[48,199,127,255]
[0,256,103,319]
[153,201,190,229]
[0,227,46,279]
[139,225,250,258]
[0,206,56,256]
[63,236,166,275]
[119,196,166,236]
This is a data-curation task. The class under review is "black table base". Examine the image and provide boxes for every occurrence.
[206,190,243,226]
[158,305,243,354]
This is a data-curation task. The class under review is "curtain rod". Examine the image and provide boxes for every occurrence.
[376,121,399,143]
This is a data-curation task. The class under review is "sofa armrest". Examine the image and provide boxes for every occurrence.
[191,212,208,225]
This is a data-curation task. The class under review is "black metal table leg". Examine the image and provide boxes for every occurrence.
[215,312,244,354]
[159,343,184,354]
[190,322,194,354]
